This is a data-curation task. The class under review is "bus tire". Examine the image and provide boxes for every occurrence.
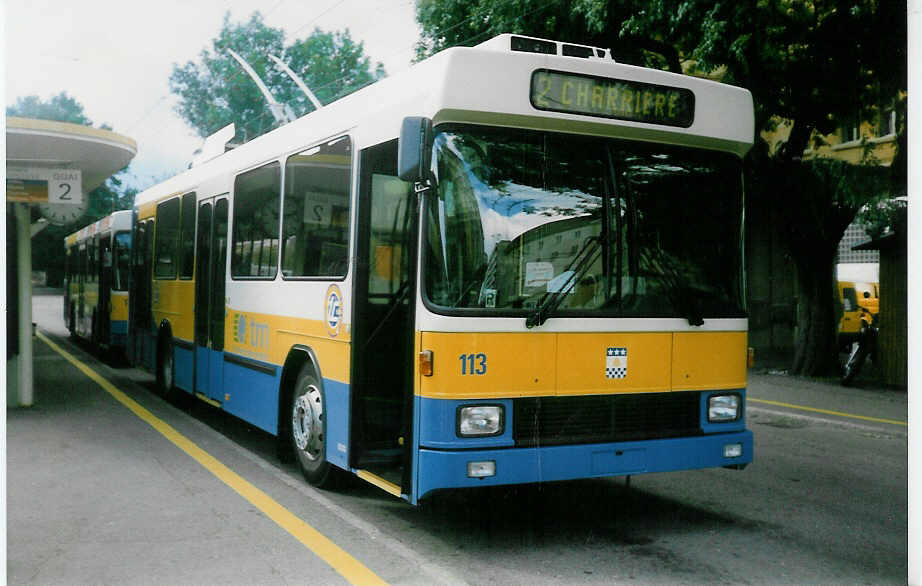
[289,365,338,488]
[156,333,176,399]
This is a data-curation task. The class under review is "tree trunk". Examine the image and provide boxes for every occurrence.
[790,242,842,376]
[754,149,860,377]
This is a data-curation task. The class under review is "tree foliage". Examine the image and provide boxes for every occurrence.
[415,0,681,70]
[416,0,906,376]
[170,12,385,142]
[7,92,95,126]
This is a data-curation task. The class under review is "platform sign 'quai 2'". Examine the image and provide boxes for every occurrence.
[5,167,83,204]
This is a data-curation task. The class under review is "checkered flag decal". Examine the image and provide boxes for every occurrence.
[606,347,627,379]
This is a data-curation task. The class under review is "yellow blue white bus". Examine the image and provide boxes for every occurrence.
[64,210,132,356]
[129,34,754,503]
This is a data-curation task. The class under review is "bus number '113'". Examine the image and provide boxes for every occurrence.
[460,353,487,375]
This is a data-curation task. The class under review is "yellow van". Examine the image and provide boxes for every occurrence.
[838,281,879,347]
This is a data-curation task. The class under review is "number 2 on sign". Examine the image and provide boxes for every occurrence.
[459,353,487,375]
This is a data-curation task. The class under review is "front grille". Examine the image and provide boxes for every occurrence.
[513,392,701,447]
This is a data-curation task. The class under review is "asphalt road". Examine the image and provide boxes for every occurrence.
[10,289,908,585]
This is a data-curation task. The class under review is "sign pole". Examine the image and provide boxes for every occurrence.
[15,203,33,407]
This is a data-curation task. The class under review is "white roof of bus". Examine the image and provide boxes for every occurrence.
[134,35,753,209]
[66,209,132,245]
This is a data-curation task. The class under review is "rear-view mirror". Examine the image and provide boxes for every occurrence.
[397,117,433,183]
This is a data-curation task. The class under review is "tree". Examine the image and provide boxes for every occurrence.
[416,0,906,376]
[415,0,681,70]
[7,92,135,285]
[7,92,94,126]
[169,11,385,142]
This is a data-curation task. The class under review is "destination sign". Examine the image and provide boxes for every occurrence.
[531,69,695,128]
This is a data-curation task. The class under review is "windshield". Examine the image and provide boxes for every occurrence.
[113,231,131,291]
[423,125,745,321]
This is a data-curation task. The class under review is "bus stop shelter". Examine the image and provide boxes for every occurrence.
[6,117,136,407]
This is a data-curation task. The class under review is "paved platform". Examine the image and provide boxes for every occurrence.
[8,289,907,584]
[8,331,352,584]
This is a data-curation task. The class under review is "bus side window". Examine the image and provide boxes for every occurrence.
[114,231,131,291]
[368,174,412,301]
[232,162,281,279]
[154,198,181,279]
[282,136,352,278]
[179,192,196,279]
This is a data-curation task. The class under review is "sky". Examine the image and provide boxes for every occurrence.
[5,0,421,191]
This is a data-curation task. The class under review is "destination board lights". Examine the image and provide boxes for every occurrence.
[531,69,695,128]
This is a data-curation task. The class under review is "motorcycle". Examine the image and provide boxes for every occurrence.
[840,306,879,386]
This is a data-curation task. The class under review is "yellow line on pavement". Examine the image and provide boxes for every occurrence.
[37,332,387,586]
[749,397,907,427]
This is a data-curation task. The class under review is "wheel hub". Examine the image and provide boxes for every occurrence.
[292,385,323,460]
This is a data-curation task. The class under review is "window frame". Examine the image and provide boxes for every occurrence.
[419,124,747,320]
[280,135,354,282]
[230,161,282,281]
[153,197,181,280]
[179,192,197,280]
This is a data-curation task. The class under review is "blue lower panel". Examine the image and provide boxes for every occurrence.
[222,357,282,435]
[109,321,128,349]
[173,344,194,393]
[323,379,350,470]
[416,430,753,500]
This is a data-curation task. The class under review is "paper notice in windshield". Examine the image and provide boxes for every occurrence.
[547,270,576,293]
[525,262,554,288]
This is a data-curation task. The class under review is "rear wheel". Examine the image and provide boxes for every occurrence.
[68,306,76,338]
[290,366,339,487]
[156,334,176,399]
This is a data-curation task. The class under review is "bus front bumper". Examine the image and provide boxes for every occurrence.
[417,430,753,500]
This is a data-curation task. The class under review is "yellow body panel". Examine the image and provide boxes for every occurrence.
[418,330,747,399]
[419,332,557,399]
[223,308,352,383]
[83,286,98,309]
[152,280,195,341]
[557,333,672,395]
[110,291,129,322]
[672,331,747,391]
[137,200,157,220]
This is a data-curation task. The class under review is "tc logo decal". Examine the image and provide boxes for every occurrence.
[325,284,344,337]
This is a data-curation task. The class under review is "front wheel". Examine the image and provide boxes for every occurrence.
[289,366,339,487]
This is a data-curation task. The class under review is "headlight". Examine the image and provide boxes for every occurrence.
[458,405,504,437]
[708,394,741,422]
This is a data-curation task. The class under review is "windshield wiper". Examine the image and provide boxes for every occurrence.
[638,247,704,326]
[526,236,602,328]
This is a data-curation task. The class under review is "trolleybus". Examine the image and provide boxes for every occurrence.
[129,34,754,503]
[64,210,132,356]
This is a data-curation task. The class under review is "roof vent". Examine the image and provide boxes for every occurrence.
[511,35,556,55]
[561,44,594,58]
[192,123,235,168]
[476,33,613,61]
